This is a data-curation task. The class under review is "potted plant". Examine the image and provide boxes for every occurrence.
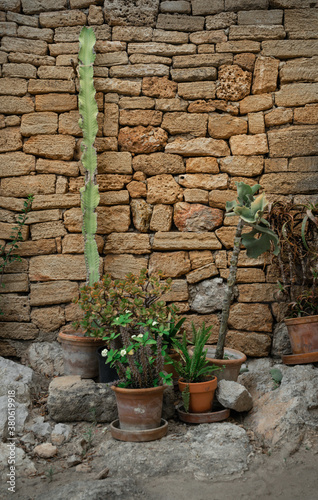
[268,201,318,363]
[208,182,280,378]
[58,26,104,378]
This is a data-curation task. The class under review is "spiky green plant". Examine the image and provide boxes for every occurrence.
[78,26,100,285]
[215,182,280,359]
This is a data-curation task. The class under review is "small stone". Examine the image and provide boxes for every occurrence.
[67,455,82,468]
[118,126,168,154]
[216,64,252,101]
[147,174,183,204]
[252,56,279,94]
[216,380,253,412]
[228,303,273,332]
[229,133,268,156]
[104,254,149,279]
[131,199,153,232]
[133,152,185,176]
[33,443,57,458]
[174,202,223,232]
[149,251,191,278]
[95,467,110,480]
[51,423,72,445]
[186,157,219,173]
[142,76,177,98]
[127,180,147,198]
[189,277,226,313]
[149,204,173,232]
[271,321,292,357]
[165,137,230,157]
[208,114,247,139]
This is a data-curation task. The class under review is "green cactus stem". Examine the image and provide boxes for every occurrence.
[78,26,100,286]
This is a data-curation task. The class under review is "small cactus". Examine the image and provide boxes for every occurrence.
[78,26,100,285]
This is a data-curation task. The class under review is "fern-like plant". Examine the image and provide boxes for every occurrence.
[78,26,100,285]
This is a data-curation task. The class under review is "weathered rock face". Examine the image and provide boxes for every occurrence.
[142,76,177,98]
[173,202,223,232]
[216,65,252,101]
[146,174,183,204]
[118,126,168,153]
[149,251,191,278]
[104,1,160,27]
[189,278,226,313]
[216,380,253,412]
[131,199,153,232]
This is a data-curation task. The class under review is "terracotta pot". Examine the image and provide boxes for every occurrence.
[111,385,164,431]
[178,377,217,413]
[58,328,104,379]
[189,346,246,382]
[285,315,318,354]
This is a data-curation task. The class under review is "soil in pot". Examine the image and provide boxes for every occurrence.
[179,377,217,413]
[97,346,119,384]
[284,315,318,354]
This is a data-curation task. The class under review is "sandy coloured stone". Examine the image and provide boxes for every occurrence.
[39,10,86,28]
[152,29,189,44]
[289,157,318,173]
[112,26,153,42]
[238,283,277,303]
[0,152,35,177]
[294,104,318,125]
[119,110,163,127]
[240,94,273,114]
[133,152,185,176]
[233,53,256,72]
[237,9,283,25]
[110,64,169,79]
[0,21,16,37]
[21,112,58,136]
[216,41,260,53]
[31,306,65,333]
[128,42,195,57]
[36,159,79,177]
[165,137,230,157]
[142,76,177,98]
[126,181,147,198]
[23,135,75,160]
[24,210,61,225]
[280,57,318,84]
[17,25,53,43]
[88,4,104,25]
[264,158,288,173]
[252,56,279,95]
[267,126,318,158]
[6,239,56,257]
[187,263,218,284]
[171,65,217,81]
[264,108,293,128]
[228,303,273,333]
[147,174,183,204]
[162,112,207,136]
[262,40,318,59]
[178,173,228,191]
[275,83,318,108]
[160,0,191,13]
[228,250,266,268]
[8,52,55,67]
[208,114,247,139]
[209,189,238,209]
[5,116,20,127]
[32,194,80,210]
[105,233,151,255]
[186,157,219,174]
[28,79,75,94]
[0,294,30,322]
[189,30,226,44]
[150,204,173,232]
[58,110,82,136]
[93,138,118,153]
[0,322,38,340]
[95,52,128,66]
[183,313,219,341]
[178,81,216,100]
[248,112,265,134]
[62,234,104,254]
[161,279,188,302]
[260,172,318,195]
[118,126,168,154]
[21,0,67,14]
[95,174,131,192]
[2,62,37,79]
[206,12,237,29]
[97,206,130,234]
[0,175,55,198]
[98,152,132,175]
[29,255,87,281]
[1,36,47,55]
[153,232,222,251]
[35,94,77,112]
[183,189,209,204]
[220,268,266,283]
[149,251,191,278]
[37,66,75,80]
[131,199,153,232]
[156,14,204,32]
[0,96,34,115]
[103,103,119,137]
[63,208,82,232]
[226,330,271,357]
[219,156,263,177]
[216,65,252,101]
[0,78,27,96]
[229,25,285,41]
[6,11,38,26]
[174,202,223,232]
[104,254,149,279]
[95,41,126,54]
[189,250,213,269]
[30,221,66,241]
[173,53,233,68]
[119,97,155,110]
[155,98,188,111]
[0,221,28,241]
[96,79,141,97]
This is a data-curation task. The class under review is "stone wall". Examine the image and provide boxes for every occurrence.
[0,0,317,359]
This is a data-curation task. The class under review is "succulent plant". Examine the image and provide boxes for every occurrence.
[78,26,100,285]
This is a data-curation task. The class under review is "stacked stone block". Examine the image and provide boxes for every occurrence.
[0,0,317,358]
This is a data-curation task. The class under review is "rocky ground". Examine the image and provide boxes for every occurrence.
[0,351,317,500]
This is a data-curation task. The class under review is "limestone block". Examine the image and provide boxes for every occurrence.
[191,0,223,15]
[23,135,75,160]
[289,157,318,172]
[240,94,273,114]
[0,78,27,96]
[31,306,65,333]
[248,112,265,134]
[7,239,56,257]
[133,152,185,176]
[208,189,236,209]
[127,181,147,198]
[128,42,195,57]
[152,29,189,44]
[142,76,177,98]
[267,126,318,158]
[118,126,168,154]
[150,204,173,232]
[29,255,88,281]
[119,97,155,110]
[39,10,86,28]
[171,67,217,84]
[178,173,228,190]
[190,30,226,44]
[0,96,34,115]
[219,156,263,177]
[229,25,285,41]
[226,330,271,357]
[58,110,82,136]
[183,189,209,204]
[72,174,131,192]
[131,199,152,232]
[17,25,53,43]
[0,21,17,37]
[29,79,75,94]
[98,151,132,175]
[21,112,58,136]
[0,322,38,340]
[24,209,61,225]
[153,232,222,251]
[5,115,20,126]
[35,93,77,112]
[275,83,318,107]
[156,14,204,32]
[0,152,35,177]
[21,0,67,14]
[234,53,256,72]
[217,380,253,412]
[147,174,183,204]
[110,64,169,79]
[262,40,318,59]
[187,263,218,284]
[225,0,269,10]
[95,79,141,97]
[97,206,130,234]
[149,251,191,278]
[178,81,216,100]
[30,221,66,241]
[189,277,225,313]
[120,109,162,127]
[264,158,288,173]
[104,0,159,26]
[105,233,151,254]
[285,8,318,33]
[30,280,78,306]
[238,9,283,25]
[173,53,233,68]
[220,268,266,283]
[228,303,273,332]
[112,26,153,42]
[261,171,318,194]
[1,36,47,55]
[0,273,28,293]
[104,254,148,279]
[0,220,27,240]
[87,4,104,25]
[264,108,293,127]
[32,194,80,210]
[162,112,207,136]
[189,250,213,269]
[95,52,128,66]
[37,66,75,80]
[2,62,36,79]
[238,283,277,303]
[206,12,237,30]
[183,314,219,341]
[0,294,30,321]
[8,52,55,67]
[294,104,318,124]
[62,234,103,254]
[208,114,247,139]
[280,57,318,84]
[95,40,126,53]
[252,56,279,95]
[186,157,219,174]
[6,11,38,26]
[165,137,230,157]
[174,202,223,232]
[0,174,55,198]
[103,103,118,137]
[216,65,252,101]
[155,98,188,111]
[216,41,260,53]
[230,134,268,156]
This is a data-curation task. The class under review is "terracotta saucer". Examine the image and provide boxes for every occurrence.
[110,419,168,442]
[282,351,318,365]
[177,404,230,424]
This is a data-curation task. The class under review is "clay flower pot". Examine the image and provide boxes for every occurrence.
[179,377,217,413]
[284,315,318,354]
[188,346,246,382]
[111,385,164,431]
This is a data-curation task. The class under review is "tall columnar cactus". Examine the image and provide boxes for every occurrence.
[215,182,280,359]
[78,26,100,285]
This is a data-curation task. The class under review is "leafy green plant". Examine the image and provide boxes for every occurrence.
[182,383,190,413]
[215,182,279,359]
[78,26,100,286]
[270,368,283,390]
[45,466,55,483]
[171,322,220,383]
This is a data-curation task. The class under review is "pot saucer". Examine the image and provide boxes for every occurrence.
[110,419,168,442]
[177,404,230,424]
[282,351,318,365]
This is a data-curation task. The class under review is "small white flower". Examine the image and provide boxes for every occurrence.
[101,348,108,357]
[131,334,136,339]
[120,349,127,356]
[152,321,158,326]
[137,333,143,338]
[125,310,130,314]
